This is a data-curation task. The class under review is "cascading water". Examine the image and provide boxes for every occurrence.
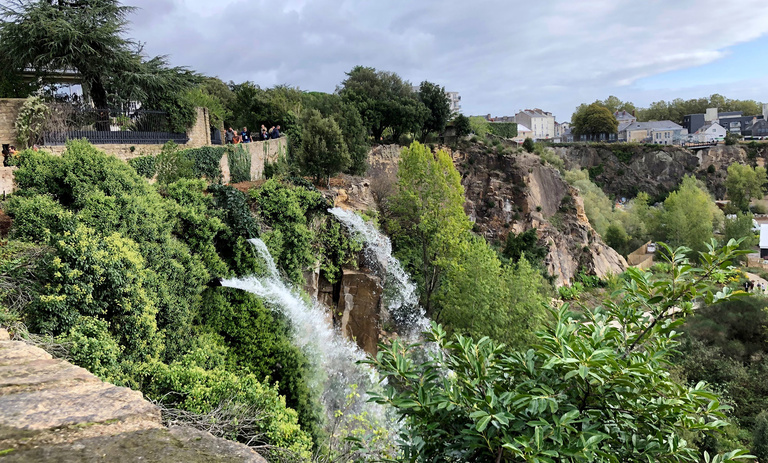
[328,207,430,339]
[221,238,382,421]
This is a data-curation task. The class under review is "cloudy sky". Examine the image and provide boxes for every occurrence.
[127,0,768,122]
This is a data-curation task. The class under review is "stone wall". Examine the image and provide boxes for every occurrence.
[0,99,211,157]
[0,99,25,148]
[0,328,266,462]
[219,138,287,184]
[0,167,16,196]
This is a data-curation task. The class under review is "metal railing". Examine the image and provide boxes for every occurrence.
[42,106,188,146]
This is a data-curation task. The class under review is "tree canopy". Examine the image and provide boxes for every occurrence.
[418,81,451,139]
[725,163,767,213]
[0,0,199,114]
[338,66,428,141]
[571,103,618,137]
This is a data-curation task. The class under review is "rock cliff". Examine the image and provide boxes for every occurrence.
[552,143,765,200]
[445,145,626,286]
[0,328,266,462]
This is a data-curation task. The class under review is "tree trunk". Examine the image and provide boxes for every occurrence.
[87,76,110,131]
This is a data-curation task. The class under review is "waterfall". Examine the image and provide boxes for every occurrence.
[328,207,430,339]
[221,239,382,422]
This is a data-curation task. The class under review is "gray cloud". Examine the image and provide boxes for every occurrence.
[125,0,768,121]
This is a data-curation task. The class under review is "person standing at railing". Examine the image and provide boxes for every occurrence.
[241,127,251,143]
[271,125,281,139]
[225,127,235,144]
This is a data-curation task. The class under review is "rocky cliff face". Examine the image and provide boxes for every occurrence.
[446,145,626,286]
[552,144,764,200]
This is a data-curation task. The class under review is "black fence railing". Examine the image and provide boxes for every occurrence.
[42,107,188,146]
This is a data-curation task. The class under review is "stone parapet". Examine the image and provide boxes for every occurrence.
[0,328,266,462]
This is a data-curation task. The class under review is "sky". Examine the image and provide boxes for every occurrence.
[127,0,768,122]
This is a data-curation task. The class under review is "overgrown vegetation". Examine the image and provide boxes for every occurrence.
[0,140,369,460]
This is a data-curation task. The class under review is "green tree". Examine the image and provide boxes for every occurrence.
[0,0,199,116]
[572,103,619,138]
[660,176,723,256]
[338,65,428,141]
[301,91,369,175]
[367,241,753,463]
[574,96,636,116]
[723,212,757,261]
[753,412,768,462]
[502,228,547,266]
[522,137,535,152]
[434,236,549,349]
[418,81,451,139]
[384,142,472,315]
[295,108,350,184]
[452,114,472,138]
[725,163,767,212]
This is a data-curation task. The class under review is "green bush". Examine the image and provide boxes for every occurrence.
[184,146,225,183]
[140,356,313,461]
[5,194,75,242]
[62,316,126,384]
[250,180,324,283]
[156,141,195,185]
[128,155,157,178]
[199,289,322,443]
[522,137,534,152]
[30,224,162,362]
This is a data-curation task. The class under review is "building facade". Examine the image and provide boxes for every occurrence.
[515,109,555,140]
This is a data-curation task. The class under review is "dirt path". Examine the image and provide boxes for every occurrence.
[744,272,768,292]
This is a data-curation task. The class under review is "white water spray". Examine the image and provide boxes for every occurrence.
[221,239,379,418]
[328,207,430,338]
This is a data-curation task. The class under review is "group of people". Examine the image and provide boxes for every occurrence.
[744,280,767,293]
[224,124,281,145]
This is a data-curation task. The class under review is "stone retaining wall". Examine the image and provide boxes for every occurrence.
[0,100,211,156]
[0,328,266,462]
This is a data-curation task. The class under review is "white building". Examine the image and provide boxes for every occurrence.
[515,109,555,140]
[513,124,533,143]
[693,122,726,143]
[446,92,461,114]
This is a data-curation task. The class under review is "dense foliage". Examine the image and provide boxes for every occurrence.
[339,66,429,141]
[368,242,753,463]
[382,142,550,347]
[571,103,619,138]
[0,141,364,460]
[725,164,767,213]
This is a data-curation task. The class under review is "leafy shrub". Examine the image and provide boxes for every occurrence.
[5,194,75,242]
[318,218,362,284]
[14,94,49,148]
[199,289,322,443]
[128,155,157,178]
[208,184,259,239]
[557,281,584,300]
[250,180,324,283]
[30,224,161,362]
[62,316,126,384]
[522,137,535,152]
[156,141,195,185]
[588,163,604,180]
[184,146,224,183]
[140,357,313,461]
